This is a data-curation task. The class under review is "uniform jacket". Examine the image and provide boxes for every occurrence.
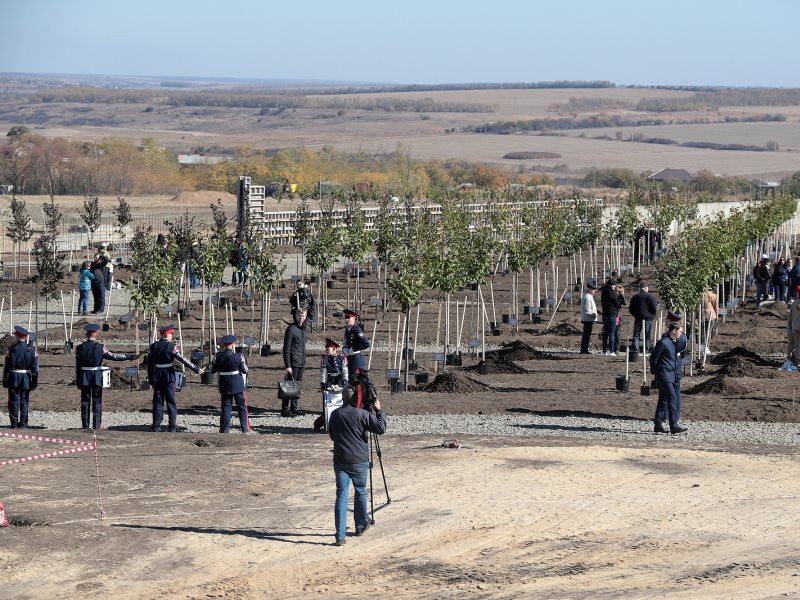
[649,333,687,384]
[75,339,132,387]
[320,354,349,389]
[629,291,657,321]
[283,321,307,368]
[211,349,248,394]
[147,338,198,386]
[3,341,39,390]
[343,324,371,355]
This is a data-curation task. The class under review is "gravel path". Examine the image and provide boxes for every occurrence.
[16,410,800,447]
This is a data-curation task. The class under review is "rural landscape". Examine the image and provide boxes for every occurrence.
[2,24,800,600]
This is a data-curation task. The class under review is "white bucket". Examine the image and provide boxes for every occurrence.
[101,367,111,389]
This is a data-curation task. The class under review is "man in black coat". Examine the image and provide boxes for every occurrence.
[282,307,308,417]
[75,323,136,430]
[210,334,250,433]
[650,321,688,434]
[629,281,658,353]
[147,324,201,432]
[3,326,39,428]
[90,253,108,314]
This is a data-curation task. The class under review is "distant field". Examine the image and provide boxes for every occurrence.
[2,85,799,177]
[566,122,800,150]
[316,133,800,178]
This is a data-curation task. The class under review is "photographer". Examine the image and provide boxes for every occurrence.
[327,385,387,546]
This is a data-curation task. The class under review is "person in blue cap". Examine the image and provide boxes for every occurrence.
[3,326,39,428]
[147,324,201,432]
[342,308,370,383]
[210,335,250,433]
[75,323,137,430]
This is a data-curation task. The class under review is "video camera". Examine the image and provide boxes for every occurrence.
[352,369,379,412]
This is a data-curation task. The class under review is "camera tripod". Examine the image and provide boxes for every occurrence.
[368,426,391,525]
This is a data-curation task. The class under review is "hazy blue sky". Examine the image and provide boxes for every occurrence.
[2,0,798,86]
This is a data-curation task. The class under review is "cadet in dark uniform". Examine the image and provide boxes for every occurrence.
[342,308,370,382]
[313,338,349,431]
[3,326,39,428]
[75,323,136,430]
[147,324,201,432]
[210,335,250,433]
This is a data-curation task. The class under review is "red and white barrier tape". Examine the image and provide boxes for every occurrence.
[1,443,97,466]
[0,431,91,446]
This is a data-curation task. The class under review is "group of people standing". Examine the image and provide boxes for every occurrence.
[753,254,800,304]
[78,242,114,315]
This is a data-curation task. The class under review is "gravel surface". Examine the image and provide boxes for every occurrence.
[16,410,800,447]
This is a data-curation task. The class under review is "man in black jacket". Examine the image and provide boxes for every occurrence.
[328,385,387,546]
[650,321,688,434]
[282,307,308,416]
[629,282,658,353]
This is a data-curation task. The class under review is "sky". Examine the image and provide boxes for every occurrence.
[2,0,799,87]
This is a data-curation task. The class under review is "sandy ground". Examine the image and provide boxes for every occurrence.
[1,432,799,599]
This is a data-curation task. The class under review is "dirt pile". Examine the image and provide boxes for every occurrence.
[718,356,776,379]
[491,340,561,361]
[711,347,766,365]
[424,371,491,393]
[542,322,581,336]
[685,375,748,395]
[467,356,526,375]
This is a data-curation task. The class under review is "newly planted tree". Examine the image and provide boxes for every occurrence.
[79,195,102,249]
[33,233,65,350]
[113,197,133,261]
[6,195,33,279]
[244,227,285,348]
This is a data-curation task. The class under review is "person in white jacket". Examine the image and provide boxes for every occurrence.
[580,279,599,354]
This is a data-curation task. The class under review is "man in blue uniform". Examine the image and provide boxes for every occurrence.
[342,308,370,383]
[210,335,250,433]
[650,321,688,434]
[3,326,39,428]
[75,323,136,430]
[147,324,201,432]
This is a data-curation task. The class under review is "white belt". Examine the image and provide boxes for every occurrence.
[12,369,30,374]
[349,350,361,355]
[82,367,102,371]
[220,371,242,376]
[155,363,173,368]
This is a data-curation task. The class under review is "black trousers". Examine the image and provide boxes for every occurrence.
[580,321,595,353]
[80,385,103,430]
[8,388,30,428]
[152,383,177,431]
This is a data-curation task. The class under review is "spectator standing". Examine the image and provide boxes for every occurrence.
[789,256,800,301]
[753,255,771,304]
[629,281,658,353]
[327,385,387,546]
[701,288,719,354]
[579,279,599,354]
[772,257,790,303]
[90,253,108,314]
[97,242,113,291]
[3,326,39,429]
[650,321,688,435]
[281,307,308,417]
[615,285,627,354]
[343,308,371,382]
[789,290,800,367]
[290,280,316,324]
[78,261,95,316]
[600,278,621,356]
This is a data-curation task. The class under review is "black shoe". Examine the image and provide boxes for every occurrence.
[670,424,688,434]
[355,521,371,536]
[280,410,292,418]
[580,350,590,355]
[654,422,669,434]
[334,538,346,546]
[290,409,303,416]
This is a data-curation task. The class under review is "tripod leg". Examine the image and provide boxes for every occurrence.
[372,433,391,503]
[368,430,375,524]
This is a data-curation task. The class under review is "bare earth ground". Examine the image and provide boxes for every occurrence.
[2,260,800,598]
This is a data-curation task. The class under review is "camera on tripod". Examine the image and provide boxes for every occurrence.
[353,369,379,412]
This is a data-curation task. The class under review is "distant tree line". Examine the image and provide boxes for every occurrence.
[635,88,800,112]
[36,87,495,113]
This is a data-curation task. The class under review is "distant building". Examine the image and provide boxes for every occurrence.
[0,184,13,194]
[646,168,694,183]
[177,154,228,166]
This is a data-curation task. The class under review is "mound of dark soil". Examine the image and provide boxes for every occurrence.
[492,340,561,360]
[424,371,491,393]
[110,366,137,390]
[685,375,747,395]
[543,322,581,337]
[0,334,16,348]
[718,357,776,379]
[467,356,527,375]
[711,346,765,365]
